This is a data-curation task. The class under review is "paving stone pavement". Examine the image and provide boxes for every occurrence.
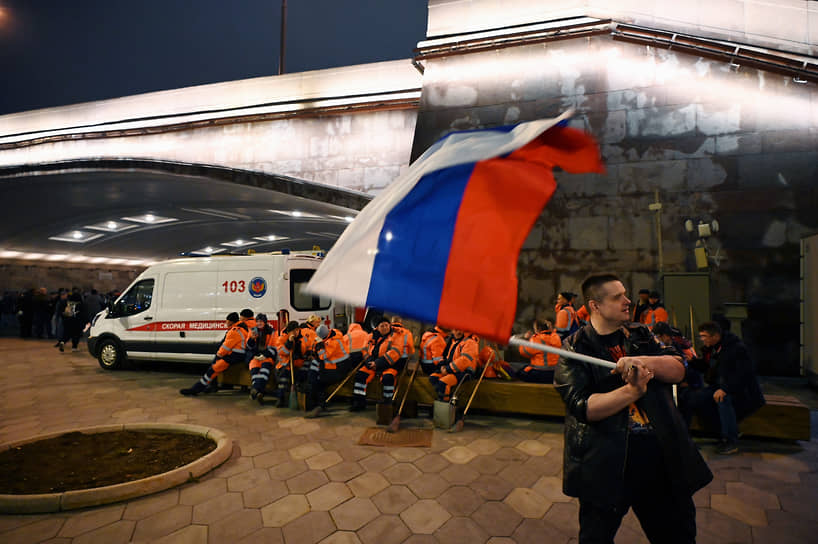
[1,338,817,543]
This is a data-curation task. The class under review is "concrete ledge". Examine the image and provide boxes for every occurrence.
[0,423,232,514]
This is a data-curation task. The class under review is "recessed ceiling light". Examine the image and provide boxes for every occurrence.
[121,213,177,225]
[45,254,69,261]
[269,210,321,219]
[49,230,104,243]
[253,234,289,242]
[85,220,138,233]
[221,239,255,248]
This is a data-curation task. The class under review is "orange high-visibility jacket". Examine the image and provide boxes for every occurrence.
[369,328,404,366]
[576,305,589,324]
[316,329,351,370]
[277,330,310,369]
[255,326,278,363]
[519,329,561,366]
[346,323,370,354]
[420,327,447,366]
[446,334,480,374]
[641,305,669,330]
[217,325,249,359]
[390,323,415,358]
[555,303,577,336]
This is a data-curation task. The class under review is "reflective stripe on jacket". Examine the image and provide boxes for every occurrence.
[217,325,248,358]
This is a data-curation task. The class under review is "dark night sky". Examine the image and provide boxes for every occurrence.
[0,0,428,115]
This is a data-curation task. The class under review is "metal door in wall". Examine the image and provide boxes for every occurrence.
[662,273,710,350]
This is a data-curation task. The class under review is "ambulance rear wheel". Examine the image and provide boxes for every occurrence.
[98,339,125,370]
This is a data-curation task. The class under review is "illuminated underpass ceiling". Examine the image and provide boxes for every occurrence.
[0,160,370,263]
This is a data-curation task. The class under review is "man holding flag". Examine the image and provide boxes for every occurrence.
[555,274,712,543]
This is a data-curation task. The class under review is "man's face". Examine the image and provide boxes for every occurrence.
[639,293,649,303]
[649,297,658,305]
[451,329,464,339]
[657,333,672,345]
[699,331,720,347]
[556,294,568,306]
[592,281,631,324]
[377,322,391,336]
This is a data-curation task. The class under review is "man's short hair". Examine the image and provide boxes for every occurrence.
[649,291,661,299]
[240,308,254,318]
[698,321,722,336]
[652,321,673,336]
[390,315,402,324]
[283,320,300,333]
[226,312,240,323]
[638,288,650,295]
[581,273,622,305]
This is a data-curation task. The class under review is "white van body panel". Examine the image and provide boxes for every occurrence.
[88,254,333,366]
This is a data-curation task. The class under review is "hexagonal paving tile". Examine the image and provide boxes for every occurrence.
[471,474,515,501]
[400,499,452,534]
[437,485,483,517]
[434,516,490,542]
[407,472,451,499]
[242,479,289,509]
[279,416,307,429]
[441,445,477,464]
[357,514,411,544]
[253,449,291,469]
[382,462,423,485]
[473,501,523,537]
[261,494,310,527]
[290,442,325,460]
[269,459,309,480]
[326,461,365,482]
[440,464,480,485]
[282,510,336,543]
[307,450,344,470]
[414,453,451,473]
[348,472,390,498]
[515,439,552,456]
[469,438,502,455]
[292,421,322,435]
[504,488,551,518]
[319,531,362,544]
[531,476,573,503]
[287,469,330,494]
[372,485,418,514]
[307,481,353,511]
[389,447,427,463]
[330,497,379,531]
[360,452,397,472]
[228,468,271,492]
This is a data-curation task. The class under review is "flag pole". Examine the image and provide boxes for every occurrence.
[508,337,616,369]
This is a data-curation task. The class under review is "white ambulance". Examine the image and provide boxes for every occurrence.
[88,252,334,370]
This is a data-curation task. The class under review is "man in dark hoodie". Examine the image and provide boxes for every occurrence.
[687,321,765,455]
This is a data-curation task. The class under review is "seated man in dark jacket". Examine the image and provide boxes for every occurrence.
[555,274,712,544]
[685,321,765,455]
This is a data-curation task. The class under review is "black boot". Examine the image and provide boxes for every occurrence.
[180,381,207,396]
[349,395,366,412]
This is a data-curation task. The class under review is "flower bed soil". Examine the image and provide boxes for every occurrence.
[0,430,216,494]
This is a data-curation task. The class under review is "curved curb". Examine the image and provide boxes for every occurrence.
[0,423,232,514]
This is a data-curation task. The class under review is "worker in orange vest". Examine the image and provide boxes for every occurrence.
[420,325,448,375]
[180,312,248,395]
[641,291,669,331]
[306,324,353,417]
[273,320,311,407]
[480,343,512,379]
[555,291,579,339]
[351,317,409,411]
[430,330,480,402]
[249,313,278,404]
[518,319,561,383]
[345,322,371,368]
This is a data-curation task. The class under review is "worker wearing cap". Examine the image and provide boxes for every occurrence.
[641,291,669,331]
[429,329,480,402]
[273,320,309,407]
[351,316,404,411]
[239,308,258,365]
[555,291,579,339]
[249,313,278,404]
[632,288,651,323]
[306,324,352,417]
[180,312,249,396]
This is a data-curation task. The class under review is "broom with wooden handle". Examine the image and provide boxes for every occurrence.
[386,361,419,433]
[452,352,494,433]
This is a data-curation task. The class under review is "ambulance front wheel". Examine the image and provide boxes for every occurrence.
[98,339,125,370]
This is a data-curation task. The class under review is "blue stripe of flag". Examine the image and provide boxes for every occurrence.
[366,162,476,324]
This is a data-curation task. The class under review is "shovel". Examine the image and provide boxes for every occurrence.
[288,360,299,410]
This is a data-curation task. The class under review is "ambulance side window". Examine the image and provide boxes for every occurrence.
[116,279,155,317]
[290,269,331,311]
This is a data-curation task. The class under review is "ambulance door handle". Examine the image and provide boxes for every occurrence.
[143,316,153,321]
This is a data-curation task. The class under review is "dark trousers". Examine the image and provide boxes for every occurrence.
[683,386,739,443]
[578,433,696,544]
[61,317,82,348]
[517,366,555,384]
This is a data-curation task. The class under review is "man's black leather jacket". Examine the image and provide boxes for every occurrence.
[554,323,713,505]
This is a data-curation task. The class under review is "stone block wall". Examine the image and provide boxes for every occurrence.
[0,260,143,295]
[411,34,818,374]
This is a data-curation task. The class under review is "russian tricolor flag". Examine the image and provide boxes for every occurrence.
[307,112,605,343]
